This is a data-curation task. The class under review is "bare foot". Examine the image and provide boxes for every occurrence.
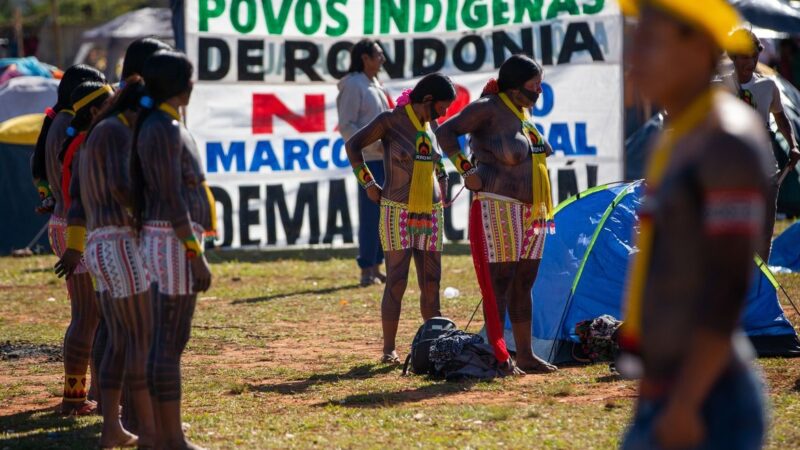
[99,428,138,449]
[59,399,97,416]
[499,359,526,376]
[516,355,558,374]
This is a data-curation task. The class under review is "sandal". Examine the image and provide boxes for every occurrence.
[381,353,401,364]
[372,265,387,284]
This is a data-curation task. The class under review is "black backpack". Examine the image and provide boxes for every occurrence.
[402,317,457,376]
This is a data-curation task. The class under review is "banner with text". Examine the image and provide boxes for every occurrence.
[185,0,623,248]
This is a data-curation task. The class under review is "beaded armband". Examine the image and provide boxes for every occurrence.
[182,235,203,259]
[353,163,377,189]
[66,226,86,253]
[435,160,447,181]
[36,180,52,200]
[448,152,477,178]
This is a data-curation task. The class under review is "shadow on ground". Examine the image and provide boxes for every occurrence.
[249,362,483,408]
[313,379,480,408]
[246,363,398,395]
[0,406,101,449]
[231,283,362,305]
[207,243,472,264]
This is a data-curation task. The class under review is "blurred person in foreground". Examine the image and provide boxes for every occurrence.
[617,0,770,449]
[718,28,800,261]
[337,39,394,287]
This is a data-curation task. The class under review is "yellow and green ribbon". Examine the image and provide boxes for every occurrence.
[405,104,436,236]
[498,92,553,226]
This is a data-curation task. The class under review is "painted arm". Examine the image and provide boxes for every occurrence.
[146,118,211,291]
[344,112,388,169]
[146,120,194,240]
[436,101,492,190]
[345,112,388,203]
[55,158,86,280]
[66,160,86,228]
[435,100,491,159]
[654,134,766,449]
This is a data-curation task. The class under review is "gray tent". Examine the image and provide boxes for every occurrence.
[0,76,57,123]
[73,7,174,81]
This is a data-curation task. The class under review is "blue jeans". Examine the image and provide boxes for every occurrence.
[622,364,767,450]
[357,160,385,269]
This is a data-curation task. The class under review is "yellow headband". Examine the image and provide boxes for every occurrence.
[73,85,113,113]
[618,0,753,54]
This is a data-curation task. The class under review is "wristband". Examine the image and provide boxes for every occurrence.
[448,152,477,178]
[65,225,86,253]
[353,163,377,189]
[435,160,447,181]
[182,235,203,259]
[36,180,52,200]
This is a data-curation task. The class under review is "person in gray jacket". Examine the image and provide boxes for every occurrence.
[337,39,393,286]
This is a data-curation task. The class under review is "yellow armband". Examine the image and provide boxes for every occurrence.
[66,225,86,253]
[182,235,203,259]
[448,152,477,178]
[353,163,377,189]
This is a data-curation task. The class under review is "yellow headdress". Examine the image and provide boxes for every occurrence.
[618,0,754,54]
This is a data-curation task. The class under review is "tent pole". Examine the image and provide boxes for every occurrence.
[777,281,800,318]
[51,0,62,68]
[464,298,483,333]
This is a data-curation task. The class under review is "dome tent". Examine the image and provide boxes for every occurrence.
[500,181,800,364]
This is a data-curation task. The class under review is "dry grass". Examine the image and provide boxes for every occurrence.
[1,233,799,449]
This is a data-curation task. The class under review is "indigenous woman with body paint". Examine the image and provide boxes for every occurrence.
[40,66,106,415]
[55,37,173,434]
[57,77,159,449]
[31,65,104,215]
[345,73,455,364]
[436,55,557,374]
[130,50,213,450]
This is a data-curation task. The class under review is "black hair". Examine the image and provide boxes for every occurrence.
[87,75,145,136]
[347,39,379,73]
[58,81,111,162]
[130,50,194,229]
[497,54,543,91]
[30,64,105,180]
[121,37,172,79]
[409,73,457,103]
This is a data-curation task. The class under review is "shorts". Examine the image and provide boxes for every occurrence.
[48,215,88,274]
[85,226,150,299]
[379,198,443,253]
[621,364,766,450]
[474,192,546,263]
[141,221,205,296]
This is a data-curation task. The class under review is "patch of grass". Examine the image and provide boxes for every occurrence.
[1,247,800,449]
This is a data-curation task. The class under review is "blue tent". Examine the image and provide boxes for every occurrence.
[770,221,800,271]
[504,181,800,363]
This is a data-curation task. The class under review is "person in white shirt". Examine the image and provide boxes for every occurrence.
[337,39,393,286]
[720,28,800,260]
